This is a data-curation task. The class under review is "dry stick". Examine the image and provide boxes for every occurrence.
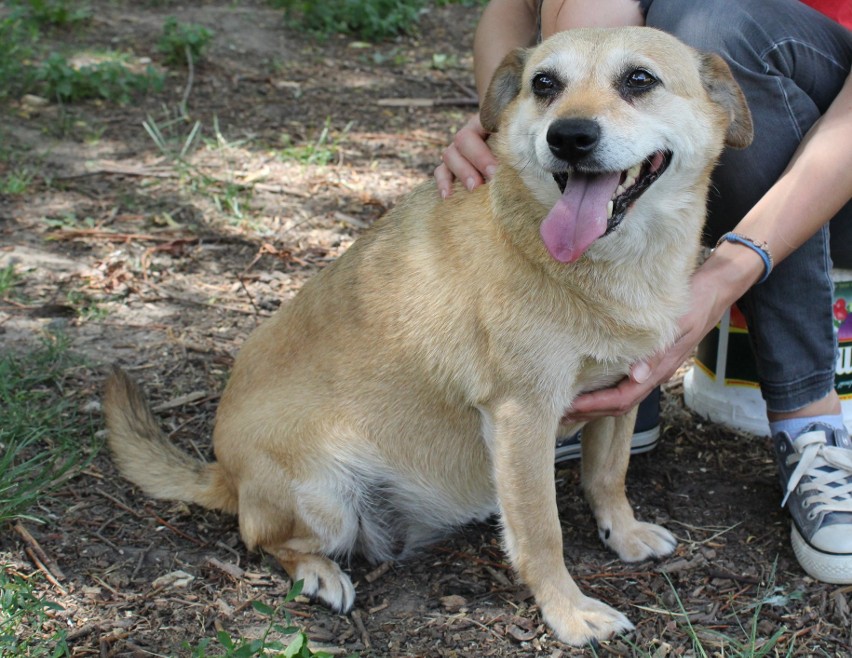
[350,609,372,650]
[13,522,67,581]
[238,277,262,327]
[144,506,206,546]
[363,561,392,584]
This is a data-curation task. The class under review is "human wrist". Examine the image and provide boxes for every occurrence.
[714,232,773,283]
[695,240,765,319]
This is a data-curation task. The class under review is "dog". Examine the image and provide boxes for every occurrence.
[104,27,752,646]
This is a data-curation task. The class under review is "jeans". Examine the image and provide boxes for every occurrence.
[645,0,852,413]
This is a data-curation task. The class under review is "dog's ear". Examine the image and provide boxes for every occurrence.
[698,53,754,149]
[480,48,529,133]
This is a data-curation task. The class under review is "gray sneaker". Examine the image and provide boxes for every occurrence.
[773,423,852,583]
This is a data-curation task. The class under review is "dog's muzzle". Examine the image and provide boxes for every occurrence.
[540,134,672,264]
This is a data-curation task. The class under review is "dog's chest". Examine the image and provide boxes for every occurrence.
[512,313,655,397]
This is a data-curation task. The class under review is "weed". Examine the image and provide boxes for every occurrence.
[0,569,70,658]
[14,0,91,28]
[273,0,425,41]
[159,17,214,67]
[279,118,352,166]
[0,264,22,297]
[65,289,109,321]
[0,334,98,524]
[0,13,39,100]
[143,111,204,160]
[0,168,35,196]
[646,571,796,657]
[186,582,358,657]
[36,52,164,104]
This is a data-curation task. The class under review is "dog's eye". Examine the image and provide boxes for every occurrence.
[532,73,561,98]
[624,68,658,91]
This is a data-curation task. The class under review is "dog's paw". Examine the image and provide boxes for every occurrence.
[541,595,634,647]
[289,554,356,613]
[600,520,677,563]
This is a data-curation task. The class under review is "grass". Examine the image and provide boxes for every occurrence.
[0,264,22,297]
[278,117,352,166]
[0,569,70,658]
[0,333,97,525]
[0,5,164,105]
[272,0,426,41]
[628,572,798,658]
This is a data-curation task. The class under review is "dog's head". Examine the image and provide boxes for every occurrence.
[480,28,753,265]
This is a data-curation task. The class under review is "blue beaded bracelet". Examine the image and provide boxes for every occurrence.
[714,232,774,284]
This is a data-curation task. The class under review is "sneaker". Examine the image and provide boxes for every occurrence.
[555,387,661,464]
[773,423,852,584]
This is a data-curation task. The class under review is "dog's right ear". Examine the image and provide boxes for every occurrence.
[480,48,529,133]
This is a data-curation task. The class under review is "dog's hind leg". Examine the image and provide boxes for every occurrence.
[272,539,356,613]
[581,413,676,562]
[237,478,358,613]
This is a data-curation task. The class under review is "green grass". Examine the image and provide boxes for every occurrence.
[0,334,97,525]
[643,572,797,658]
[0,569,70,658]
[0,4,162,105]
[0,168,36,196]
[10,0,91,28]
[0,12,39,100]
[0,264,22,297]
[272,0,426,41]
[278,118,352,166]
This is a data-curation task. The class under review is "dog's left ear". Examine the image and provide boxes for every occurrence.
[480,47,529,133]
[698,53,754,149]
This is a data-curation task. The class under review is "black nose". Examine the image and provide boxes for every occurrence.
[547,118,601,163]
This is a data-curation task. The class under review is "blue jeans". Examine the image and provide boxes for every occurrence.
[645,0,852,413]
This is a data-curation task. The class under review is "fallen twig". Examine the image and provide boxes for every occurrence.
[14,522,67,582]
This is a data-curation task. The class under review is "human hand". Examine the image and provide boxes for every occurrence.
[435,113,498,198]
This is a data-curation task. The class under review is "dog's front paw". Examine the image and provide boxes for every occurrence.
[287,554,356,613]
[541,594,634,647]
[600,520,676,563]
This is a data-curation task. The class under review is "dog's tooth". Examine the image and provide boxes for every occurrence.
[607,200,614,219]
[615,184,625,196]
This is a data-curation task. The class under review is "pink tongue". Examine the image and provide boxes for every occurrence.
[540,171,621,263]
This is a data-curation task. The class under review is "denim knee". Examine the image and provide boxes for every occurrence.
[736,226,838,413]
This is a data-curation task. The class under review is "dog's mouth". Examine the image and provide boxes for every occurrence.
[542,150,671,263]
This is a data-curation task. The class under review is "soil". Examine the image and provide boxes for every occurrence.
[1,2,851,656]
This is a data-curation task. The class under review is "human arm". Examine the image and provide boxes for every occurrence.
[435,0,644,198]
[566,70,852,420]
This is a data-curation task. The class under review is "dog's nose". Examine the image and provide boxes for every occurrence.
[547,118,600,163]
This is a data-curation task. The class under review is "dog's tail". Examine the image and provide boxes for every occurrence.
[103,367,237,514]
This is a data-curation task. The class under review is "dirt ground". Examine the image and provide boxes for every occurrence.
[2,1,851,656]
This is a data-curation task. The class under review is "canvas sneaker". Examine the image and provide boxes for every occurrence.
[773,423,852,584]
[555,387,661,465]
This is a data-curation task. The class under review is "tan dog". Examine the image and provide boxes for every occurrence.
[104,27,752,646]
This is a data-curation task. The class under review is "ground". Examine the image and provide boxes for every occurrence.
[1,1,851,656]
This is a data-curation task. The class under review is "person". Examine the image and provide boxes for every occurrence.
[435,0,852,584]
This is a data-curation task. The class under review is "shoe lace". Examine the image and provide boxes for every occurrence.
[781,430,852,516]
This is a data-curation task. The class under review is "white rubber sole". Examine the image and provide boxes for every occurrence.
[791,524,852,584]
[554,426,660,464]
